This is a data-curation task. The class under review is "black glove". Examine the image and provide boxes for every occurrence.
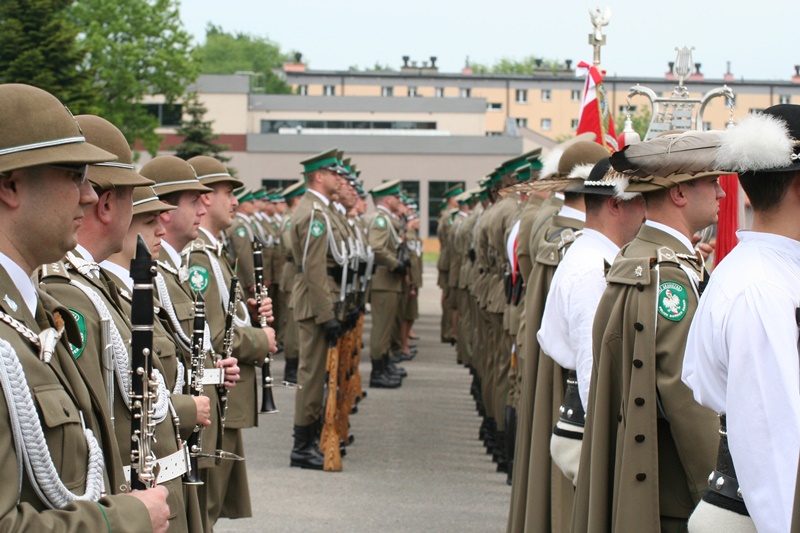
[392,262,407,276]
[321,319,342,343]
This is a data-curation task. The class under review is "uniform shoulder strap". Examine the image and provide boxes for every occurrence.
[39,261,70,280]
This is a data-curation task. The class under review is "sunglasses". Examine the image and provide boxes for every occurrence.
[47,164,89,185]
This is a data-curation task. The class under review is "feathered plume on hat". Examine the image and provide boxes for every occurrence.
[610,130,726,179]
[539,132,596,179]
[713,112,799,173]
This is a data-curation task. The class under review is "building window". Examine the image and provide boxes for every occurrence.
[515,89,528,103]
[619,105,637,114]
[487,102,502,111]
[749,108,764,115]
[381,86,393,97]
[541,118,551,131]
[516,118,528,128]
[297,85,308,96]
[261,179,296,190]
[408,86,418,97]
[143,103,183,127]
[485,131,503,137]
[570,119,579,131]
[323,85,336,96]
[541,89,552,102]
[571,89,581,101]
[400,180,420,204]
[260,119,437,133]
[703,121,712,131]
[435,87,444,98]
[780,95,791,104]
[459,87,471,98]
[428,181,462,236]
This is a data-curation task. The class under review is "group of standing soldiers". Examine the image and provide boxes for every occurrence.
[439,106,800,533]
[284,150,423,470]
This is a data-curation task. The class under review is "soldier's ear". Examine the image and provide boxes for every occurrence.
[0,170,21,209]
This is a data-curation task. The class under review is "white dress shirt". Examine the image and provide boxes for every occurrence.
[557,205,586,224]
[0,252,38,317]
[99,261,132,292]
[307,188,330,207]
[537,228,619,410]
[160,240,183,269]
[683,231,800,533]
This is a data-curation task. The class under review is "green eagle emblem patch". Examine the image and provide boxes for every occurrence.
[657,281,688,322]
[310,219,325,238]
[67,309,86,359]
[236,227,247,238]
[188,265,210,293]
[375,216,387,229]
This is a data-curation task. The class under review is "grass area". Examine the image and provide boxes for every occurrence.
[423,251,440,264]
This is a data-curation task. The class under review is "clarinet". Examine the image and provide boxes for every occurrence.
[183,293,206,485]
[129,235,158,490]
[219,275,239,434]
[254,239,279,414]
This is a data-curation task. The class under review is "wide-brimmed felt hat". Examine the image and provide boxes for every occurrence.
[0,84,116,174]
[132,186,176,216]
[187,155,243,188]
[531,140,608,192]
[140,155,212,197]
[76,115,154,189]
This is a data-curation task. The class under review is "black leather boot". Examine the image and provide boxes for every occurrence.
[283,358,298,385]
[369,359,401,388]
[290,424,324,470]
[494,431,508,472]
[384,355,407,378]
[484,418,497,453]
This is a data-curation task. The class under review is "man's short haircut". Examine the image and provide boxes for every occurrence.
[738,170,798,213]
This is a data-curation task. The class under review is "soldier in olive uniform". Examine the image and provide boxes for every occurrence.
[225,188,259,302]
[0,83,169,531]
[289,149,348,470]
[572,131,724,532]
[279,180,307,384]
[437,184,461,344]
[39,117,200,532]
[366,180,407,389]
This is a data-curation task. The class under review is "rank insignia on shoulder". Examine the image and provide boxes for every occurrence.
[310,219,325,238]
[657,281,688,322]
[67,308,86,359]
[188,265,210,293]
[375,216,387,229]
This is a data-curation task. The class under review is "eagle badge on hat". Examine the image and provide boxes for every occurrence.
[310,219,325,238]
[657,281,688,321]
[188,265,210,293]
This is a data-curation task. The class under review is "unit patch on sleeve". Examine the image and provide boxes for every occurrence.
[375,216,387,229]
[67,309,86,359]
[310,219,325,238]
[188,265,210,293]
[657,281,688,322]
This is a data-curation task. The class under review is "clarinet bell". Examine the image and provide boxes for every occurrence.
[260,387,278,414]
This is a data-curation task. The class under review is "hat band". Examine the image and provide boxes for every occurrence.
[151,178,202,189]
[304,157,340,173]
[197,172,232,180]
[94,161,136,170]
[133,195,160,207]
[0,136,86,157]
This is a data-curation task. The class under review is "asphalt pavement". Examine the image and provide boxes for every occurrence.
[215,264,510,532]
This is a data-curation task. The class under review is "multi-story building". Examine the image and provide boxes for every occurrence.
[140,58,800,239]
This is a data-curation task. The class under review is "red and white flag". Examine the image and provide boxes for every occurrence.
[576,61,617,151]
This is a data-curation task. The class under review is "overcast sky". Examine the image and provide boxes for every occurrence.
[179,0,794,81]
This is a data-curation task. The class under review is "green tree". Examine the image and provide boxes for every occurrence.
[0,0,97,112]
[171,93,230,164]
[471,55,560,75]
[195,24,292,94]
[616,107,652,140]
[71,0,197,155]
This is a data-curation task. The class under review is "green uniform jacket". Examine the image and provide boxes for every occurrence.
[0,267,151,531]
[41,253,189,529]
[367,207,403,293]
[290,191,341,324]
[571,224,718,532]
[184,231,271,430]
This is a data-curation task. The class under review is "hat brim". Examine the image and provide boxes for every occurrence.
[738,159,800,176]
[0,140,116,174]
[88,165,155,189]
[199,175,244,188]
[133,197,177,216]
[151,181,213,197]
[623,170,728,193]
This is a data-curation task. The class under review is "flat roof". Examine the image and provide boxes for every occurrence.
[249,94,489,113]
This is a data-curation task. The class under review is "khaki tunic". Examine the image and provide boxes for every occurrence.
[280,212,300,361]
[40,254,190,530]
[0,267,151,531]
[367,208,403,361]
[225,213,257,301]
[571,224,718,532]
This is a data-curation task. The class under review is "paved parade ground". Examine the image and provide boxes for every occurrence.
[216,265,510,532]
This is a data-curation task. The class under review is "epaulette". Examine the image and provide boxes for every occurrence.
[535,241,560,267]
[605,255,654,286]
[39,260,70,280]
[312,201,323,212]
[557,228,579,252]
[182,239,208,254]
[655,246,680,265]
